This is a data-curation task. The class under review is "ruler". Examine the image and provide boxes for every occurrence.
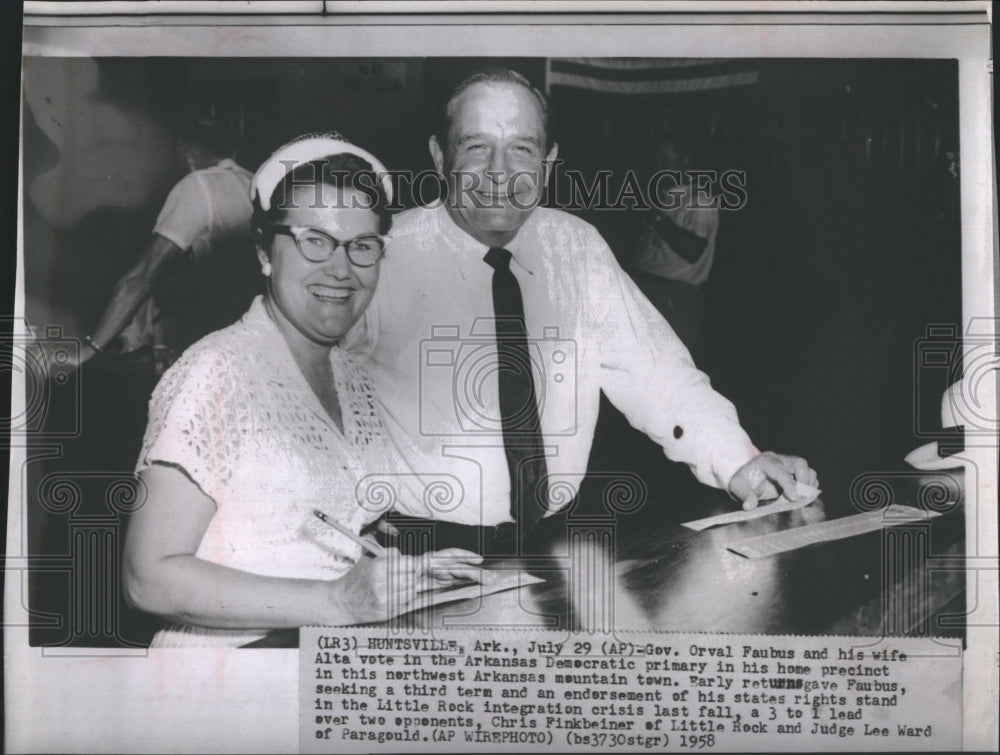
[727,505,942,559]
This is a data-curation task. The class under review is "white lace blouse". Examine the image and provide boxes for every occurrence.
[136,296,394,647]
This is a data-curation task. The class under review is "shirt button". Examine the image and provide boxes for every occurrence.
[673,425,684,439]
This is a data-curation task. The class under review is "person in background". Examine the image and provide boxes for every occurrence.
[628,132,719,352]
[357,68,817,556]
[73,113,260,374]
[123,133,482,647]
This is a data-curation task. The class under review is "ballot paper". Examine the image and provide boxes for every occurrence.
[727,504,943,559]
[681,482,822,531]
[410,569,545,610]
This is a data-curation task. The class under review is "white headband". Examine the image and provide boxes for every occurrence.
[250,136,394,210]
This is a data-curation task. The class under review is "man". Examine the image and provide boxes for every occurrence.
[72,114,259,373]
[360,68,816,553]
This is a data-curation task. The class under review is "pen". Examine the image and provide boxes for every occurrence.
[313,509,387,557]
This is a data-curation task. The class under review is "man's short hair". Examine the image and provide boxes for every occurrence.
[177,113,239,159]
[437,67,551,150]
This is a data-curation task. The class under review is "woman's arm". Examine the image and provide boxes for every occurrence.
[123,464,481,629]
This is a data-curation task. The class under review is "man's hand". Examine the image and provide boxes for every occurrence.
[728,452,819,511]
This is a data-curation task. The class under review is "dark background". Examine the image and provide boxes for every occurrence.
[19,57,962,646]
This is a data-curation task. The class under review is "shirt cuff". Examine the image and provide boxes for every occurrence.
[712,438,761,490]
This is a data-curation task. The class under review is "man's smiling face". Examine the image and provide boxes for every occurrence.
[431,81,558,248]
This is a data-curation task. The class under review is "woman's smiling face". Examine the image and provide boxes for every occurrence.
[260,183,381,346]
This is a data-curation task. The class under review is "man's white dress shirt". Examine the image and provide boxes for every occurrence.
[354,204,757,526]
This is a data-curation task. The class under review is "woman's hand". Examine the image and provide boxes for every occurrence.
[329,547,485,623]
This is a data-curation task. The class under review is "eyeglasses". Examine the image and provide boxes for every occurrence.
[267,225,387,267]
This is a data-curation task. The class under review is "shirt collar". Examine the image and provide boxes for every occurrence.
[433,204,537,276]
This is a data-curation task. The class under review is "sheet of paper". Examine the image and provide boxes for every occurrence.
[727,504,943,559]
[412,569,545,609]
[681,481,822,531]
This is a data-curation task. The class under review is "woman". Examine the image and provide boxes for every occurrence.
[123,133,481,647]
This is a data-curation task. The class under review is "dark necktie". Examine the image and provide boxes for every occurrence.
[483,247,549,535]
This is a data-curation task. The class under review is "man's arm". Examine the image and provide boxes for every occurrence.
[78,233,182,365]
[645,209,709,264]
[590,228,752,488]
[590,230,817,503]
